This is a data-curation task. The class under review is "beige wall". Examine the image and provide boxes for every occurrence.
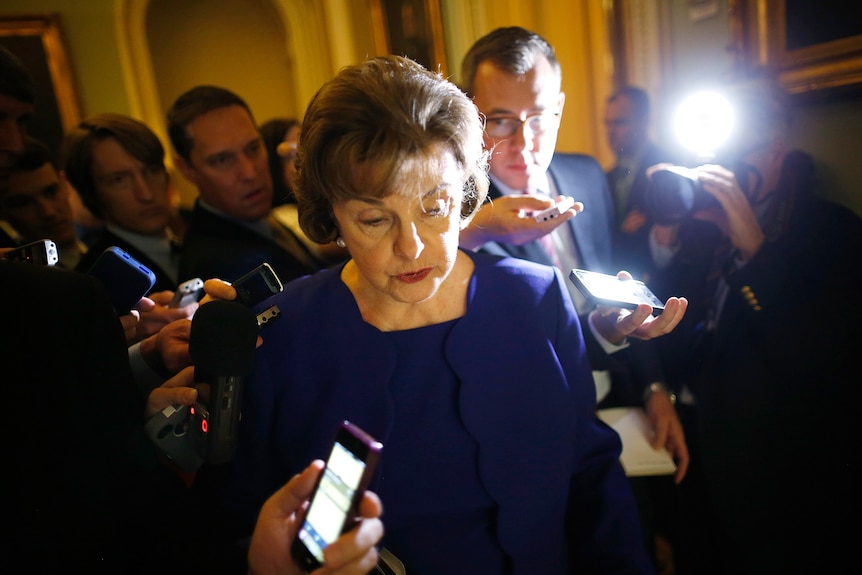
[663,0,862,217]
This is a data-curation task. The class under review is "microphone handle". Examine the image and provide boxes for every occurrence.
[195,373,245,465]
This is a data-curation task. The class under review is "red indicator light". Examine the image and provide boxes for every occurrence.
[201,419,208,433]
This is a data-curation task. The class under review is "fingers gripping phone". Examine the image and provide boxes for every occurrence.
[569,268,666,313]
[532,196,576,223]
[292,421,383,571]
[169,277,205,308]
[86,246,157,313]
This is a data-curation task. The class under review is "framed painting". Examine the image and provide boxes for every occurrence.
[370,0,448,76]
[730,0,862,95]
[0,14,82,155]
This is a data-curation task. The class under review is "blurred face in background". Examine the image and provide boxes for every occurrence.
[0,94,33,179]
[604,94,647,157]
[1,161,78,247]
[470,54,564,192]
[279,122,300,193]
[175,105,272,221]
[90,137,173,235]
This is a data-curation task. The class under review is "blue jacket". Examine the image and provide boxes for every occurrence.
[222,251,652,574]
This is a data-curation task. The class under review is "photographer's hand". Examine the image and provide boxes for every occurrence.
[695,164,765,262]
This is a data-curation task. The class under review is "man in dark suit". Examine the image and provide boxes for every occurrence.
[63,113,182,293]
[0,137,88,268]
[0,47,197,571]
[650,75,862,575]
[166,85,327,285]
[458,27,688,570]
[604,86,678,282]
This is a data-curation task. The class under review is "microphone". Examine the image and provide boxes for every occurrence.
[189,300,259,465]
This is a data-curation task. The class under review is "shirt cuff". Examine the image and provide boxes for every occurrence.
[588,311,630,355]
[128,341,166,391]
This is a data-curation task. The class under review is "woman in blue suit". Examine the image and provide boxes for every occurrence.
[220,55,654,574]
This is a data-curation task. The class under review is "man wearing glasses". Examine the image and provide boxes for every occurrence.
[458,27,688,572]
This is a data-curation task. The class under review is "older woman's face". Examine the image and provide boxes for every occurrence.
[332,146,464,305]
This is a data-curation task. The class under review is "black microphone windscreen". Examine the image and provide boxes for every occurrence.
[189,300,259,375]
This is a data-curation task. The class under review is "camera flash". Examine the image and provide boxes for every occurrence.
[674,91,734,159]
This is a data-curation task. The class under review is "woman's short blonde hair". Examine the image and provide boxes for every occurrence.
[296,55,489,244]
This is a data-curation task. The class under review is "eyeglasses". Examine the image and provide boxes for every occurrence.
[483,112,561,139]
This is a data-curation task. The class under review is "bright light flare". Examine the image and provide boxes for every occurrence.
[674,91,733,159]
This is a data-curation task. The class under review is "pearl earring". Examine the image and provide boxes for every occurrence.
[336,237,346,248]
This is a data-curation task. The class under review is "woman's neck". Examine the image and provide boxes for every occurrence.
[343,252,473,332]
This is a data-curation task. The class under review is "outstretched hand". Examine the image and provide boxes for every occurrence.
[589,271,688,344]
[460,193,582,249]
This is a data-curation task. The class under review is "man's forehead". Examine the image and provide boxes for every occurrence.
[473,63,561,114]
[187,105,258,150]
[7,162,58,190]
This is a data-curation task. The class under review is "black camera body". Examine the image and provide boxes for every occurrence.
[645,161,756,226]
[644,165,719,226]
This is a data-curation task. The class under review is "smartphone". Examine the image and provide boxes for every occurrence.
[533,196,576,223]
[3,239,59,266]
[169,277,205,308]
[86,246,157,313]
[292,421,383,571]
[232,262,283,307]
[569,268,665,312]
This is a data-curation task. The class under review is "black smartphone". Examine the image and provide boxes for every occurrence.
[232,262,283,307]
[169,277,205,308]
[292,421,383,571]
[3,239,59,266]
[86,246,157,313]
[569,268,665,313]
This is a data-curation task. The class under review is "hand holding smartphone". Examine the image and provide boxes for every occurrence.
[569,268,665,313]
[291,421,383,571]
[532,196,576,223]
[86,246,156,313]
[169,277,205,308]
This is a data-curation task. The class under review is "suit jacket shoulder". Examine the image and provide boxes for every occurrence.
[547,153,616,270]
[75,230,176,293]
[179,202,319,284]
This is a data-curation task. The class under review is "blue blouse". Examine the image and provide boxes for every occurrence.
[221,251,652,574]
[380,320,509,573]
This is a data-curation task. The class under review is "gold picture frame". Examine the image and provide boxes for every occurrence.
[730,0,862,95]
[0,14,82,153]
[370,0,448,76]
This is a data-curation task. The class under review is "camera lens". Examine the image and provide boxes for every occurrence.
[645,165,722,225]
[645,168,699,225]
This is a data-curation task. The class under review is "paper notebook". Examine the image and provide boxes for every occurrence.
[598,407,677,477]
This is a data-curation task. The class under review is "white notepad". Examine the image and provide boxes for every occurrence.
[598,407,677,477]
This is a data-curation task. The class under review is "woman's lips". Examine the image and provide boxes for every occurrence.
[396,268,431,283]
